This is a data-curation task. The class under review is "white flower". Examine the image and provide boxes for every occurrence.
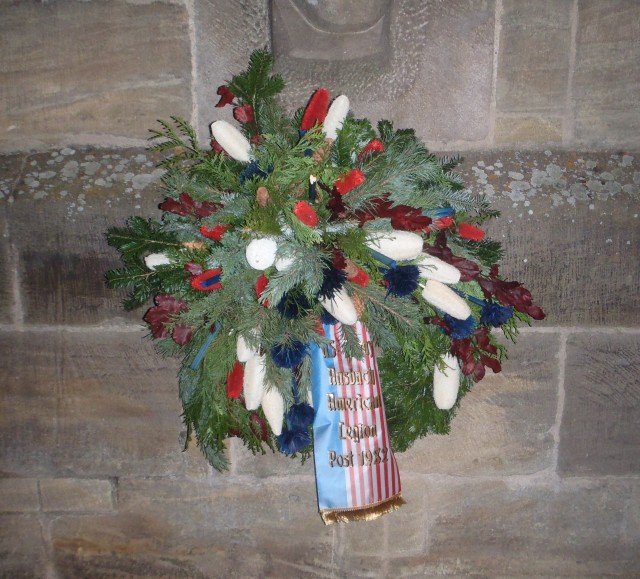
[144,253,171,270]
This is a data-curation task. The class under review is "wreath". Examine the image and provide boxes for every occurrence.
[106,49,544,481]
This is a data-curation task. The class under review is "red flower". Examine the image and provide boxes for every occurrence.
[293,201,318,227]
[227,360,244,399]
[458,222,486,241]
[200,224,229,241]
[191,268,222,291]
[434,216,453,230]
[357,139,385,161]
[300,88,330,130]
[348,267,369,287]
[212,140,225,155]
[233,104,254,124]
[255,274,269,307]
[334,169,365,195]
[143,294,189,342]
[215,85,235,108]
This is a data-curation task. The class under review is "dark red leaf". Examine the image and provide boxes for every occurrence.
[473,361,486,381]
[196,201,220,219]
[249,412,269,441]
[462,357,476,376]
[480,354,502,374]
[143,294,188,340]
[233,104,254,124]
[200,224,229,241]
[159,197,188,216]
[211,140,225,155]
[172,324,192,346]
[184,261,203,276]
[327,190,349,221]
[215,85,235,108]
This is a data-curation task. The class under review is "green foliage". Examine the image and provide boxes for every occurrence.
[227,48,285,135]
[149,116,208,168]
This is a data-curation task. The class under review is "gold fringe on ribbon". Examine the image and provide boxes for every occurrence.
[320,493,405,525]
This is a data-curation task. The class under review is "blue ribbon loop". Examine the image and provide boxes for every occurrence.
[190,321,221,370]
[367,248,397,269]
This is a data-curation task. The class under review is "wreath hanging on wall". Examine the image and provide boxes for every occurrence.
[106,50,544,523]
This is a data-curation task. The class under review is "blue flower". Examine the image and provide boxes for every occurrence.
[443,314,477,339]
[277,290,311,319]
[239,160,269,184]
[271,341,307,368]
[383,265,420,297]
[279,428,311,455]
[318,266,347,301]
[320,309,339,325]
[285,403,315,431]
[480,301,513,327]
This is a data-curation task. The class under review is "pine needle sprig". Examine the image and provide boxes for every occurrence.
[107,217,182,265]
[149,116,205,166]
[227,48,285,134]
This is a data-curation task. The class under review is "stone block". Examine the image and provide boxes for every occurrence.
[332,513,388,576]
[0,209,12,324]
[397,478,640,575]
[0,478,39,513]
[0,329,206,478]
[0,154,24,323]
[559,332,640,476]
[40,478,114,512]
[385,476,428,556]
[456,150,640,326]
[497,0,573,114]
[399,333,559,476]
[52,477,334,577]
[6,148,165,325]
[231,437,315,478]
[573,0,640,147]
[400,0,495,144]
[495,115,563,145]
[0,1,191,151]
[0,515,48,578]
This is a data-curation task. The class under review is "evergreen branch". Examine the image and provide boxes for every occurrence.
[107,217,182,264]
[149,116,205,165]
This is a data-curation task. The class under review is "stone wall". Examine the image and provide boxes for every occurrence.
[1,0,639,577]
[1,0,639,152]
